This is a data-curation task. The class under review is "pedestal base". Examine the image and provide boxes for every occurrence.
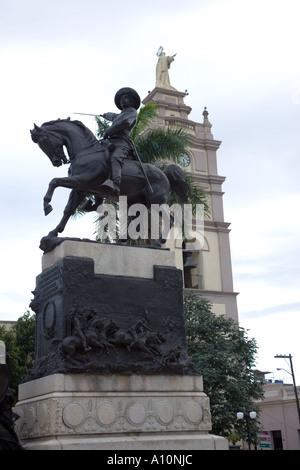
[14,374,228,450]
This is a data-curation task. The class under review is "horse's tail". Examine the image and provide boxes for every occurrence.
[163,164,189,203]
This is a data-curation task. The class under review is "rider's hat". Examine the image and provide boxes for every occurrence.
[114,87,141,110]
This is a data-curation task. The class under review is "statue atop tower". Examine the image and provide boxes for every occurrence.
[155,46,177,90]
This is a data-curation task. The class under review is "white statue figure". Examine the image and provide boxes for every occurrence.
[156,49,177,89]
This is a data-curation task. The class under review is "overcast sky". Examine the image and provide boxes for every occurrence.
[1,0,300,383]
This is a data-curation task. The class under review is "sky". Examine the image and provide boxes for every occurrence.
[1,0,300,384]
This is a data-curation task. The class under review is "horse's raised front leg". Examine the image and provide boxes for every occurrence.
[43,176,80,216]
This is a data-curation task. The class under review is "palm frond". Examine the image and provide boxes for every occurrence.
[183,173,210,218]
[131,102,158,141]
[135,127,188,164]
[95,116,111,139]
[156,162,210,218]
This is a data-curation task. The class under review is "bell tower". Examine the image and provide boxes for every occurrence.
[142,49,238,321]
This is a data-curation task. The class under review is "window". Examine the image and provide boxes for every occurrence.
[272,430,283,450]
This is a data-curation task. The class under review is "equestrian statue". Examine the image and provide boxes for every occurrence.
[30,87,189,251]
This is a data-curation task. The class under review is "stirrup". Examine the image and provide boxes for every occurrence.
[101,179,120,195]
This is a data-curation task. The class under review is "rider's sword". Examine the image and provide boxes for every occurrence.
[74,112,103,117]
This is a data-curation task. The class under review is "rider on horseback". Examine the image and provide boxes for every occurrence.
[101,87,141,196]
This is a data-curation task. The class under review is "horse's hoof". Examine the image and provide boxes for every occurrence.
[44,204,53,216]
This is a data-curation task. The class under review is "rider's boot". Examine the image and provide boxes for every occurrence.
[101,158,121,195]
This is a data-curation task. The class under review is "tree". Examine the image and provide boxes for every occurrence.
[0,311,35,402]
[184,290,264,442]
[14,311,35,373]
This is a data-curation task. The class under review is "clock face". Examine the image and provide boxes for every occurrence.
[178,153,191,167]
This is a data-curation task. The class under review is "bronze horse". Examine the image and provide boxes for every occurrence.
[31,118,189,247]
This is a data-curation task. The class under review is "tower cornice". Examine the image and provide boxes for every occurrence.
[143,86,189,103]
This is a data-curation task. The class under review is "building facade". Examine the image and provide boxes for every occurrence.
[142,69,238,321]
[0,320,16,331]
[254,380,300,450]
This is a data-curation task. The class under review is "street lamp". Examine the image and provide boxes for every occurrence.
[275,354,300,427]
[277,367,291,377]
[237,411,257,450]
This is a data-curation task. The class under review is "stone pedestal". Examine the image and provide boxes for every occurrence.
[16,240,228,449]
[27,241,197,379]
[14,374,228,450]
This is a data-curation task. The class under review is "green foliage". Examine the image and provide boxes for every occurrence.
[0,311,35,402]
[184,291,264,441]
[14,311,35,370]
[135,127,188,165]
[95,116,111,139]
[130,101,158,142]
[227,432,241,445]
[183,172,210,216]
[162,167,210,217]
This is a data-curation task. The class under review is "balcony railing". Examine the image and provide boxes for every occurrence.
[165,117,196,131]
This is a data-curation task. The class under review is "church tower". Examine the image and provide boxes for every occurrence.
[142,49,238,321]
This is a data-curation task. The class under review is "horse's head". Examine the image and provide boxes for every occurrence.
[30,123,68,167]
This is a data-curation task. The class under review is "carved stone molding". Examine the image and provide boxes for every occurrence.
[15,393,211,440]
[14,374,212,442]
